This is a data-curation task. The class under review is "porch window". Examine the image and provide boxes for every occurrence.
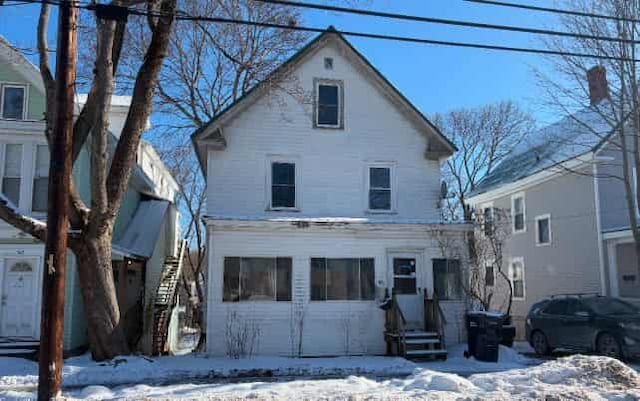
[310,258,375,301]
[433,259,462,300]
[512,194,525,233]
[271,162,296,209]
[368,166,392,211]
[2,144,22,206]
[223,257,292,302]
[509,258,526,300]
[32,144,49,213]
[1,85,26,120]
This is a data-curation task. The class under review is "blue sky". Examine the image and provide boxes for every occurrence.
[0,0,572,125]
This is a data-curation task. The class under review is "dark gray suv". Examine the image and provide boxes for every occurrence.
[525,295,640,360]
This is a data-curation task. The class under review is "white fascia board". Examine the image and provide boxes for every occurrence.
[468,152,596,205]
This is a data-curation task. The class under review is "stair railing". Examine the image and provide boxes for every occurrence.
[424,289,447,349]
[384,291,407,356]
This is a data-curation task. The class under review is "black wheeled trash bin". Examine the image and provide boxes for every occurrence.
[465,311,503,362]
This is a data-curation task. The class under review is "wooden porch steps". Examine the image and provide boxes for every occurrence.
[0,338,39,358]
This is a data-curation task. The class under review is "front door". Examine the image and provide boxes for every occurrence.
[0,258,38,337]
[391,256,424,330]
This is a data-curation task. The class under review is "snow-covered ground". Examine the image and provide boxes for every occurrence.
[1,346,639,400]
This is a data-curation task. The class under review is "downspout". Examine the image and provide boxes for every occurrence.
[592,162,607,296]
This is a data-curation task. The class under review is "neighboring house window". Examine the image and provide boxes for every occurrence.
[314,79,343,128]
[271,162,296,209]
[509,258,526,300]
[511,193,525,233]
[482,205,494,236]
[223,257,292,302]
[32,144,49,213]
[310,258,375,301]
[485,264,495,287]
[535,214,551,246]
[433,259,462,300]
[368,165,393,211]
[2,144,22,206]
[1,84,26,120]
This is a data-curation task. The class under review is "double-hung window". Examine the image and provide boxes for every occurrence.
[368,165,393,211]
[310,258,375,301]
[509,258,526,300]
[2,144,22,206]
[270,162,296,209]
[433,259,462,300]
[32,144,49,213]
[223,257,292,302]
[482,205,494,236]
[535,214,551,246]
[511,193,525,233]
[1,84,26,120]
[314,79,343,128]
[485,264,495,287]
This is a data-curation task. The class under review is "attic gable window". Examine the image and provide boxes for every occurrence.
[1,84,26,120]
[314,79,343,129]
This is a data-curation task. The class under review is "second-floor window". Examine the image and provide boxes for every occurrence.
[536,214,551,246]
[512,193,525,233]
[32,145,49,213]
[2,144,22,206]
[368,166,392,211]
[1,84,26,120]
[271,162,296,209]
[314,79,343,128]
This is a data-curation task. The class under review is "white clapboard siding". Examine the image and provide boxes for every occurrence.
[206,41,441,221]
[206,226,465,357]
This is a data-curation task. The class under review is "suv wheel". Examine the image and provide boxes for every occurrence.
[596,333,622,359]
[531,331,552,356]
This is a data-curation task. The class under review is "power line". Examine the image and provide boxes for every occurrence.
[464,0,640,24]
[256,0,639,44]
[11,0,640,62]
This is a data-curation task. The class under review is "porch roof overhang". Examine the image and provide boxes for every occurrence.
[203,214,472,234]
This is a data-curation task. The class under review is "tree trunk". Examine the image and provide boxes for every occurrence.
[72,231,129,360]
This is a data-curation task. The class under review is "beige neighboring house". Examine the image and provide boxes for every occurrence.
[468,66,640,339]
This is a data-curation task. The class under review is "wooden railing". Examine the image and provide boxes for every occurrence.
[423,289,447,349]
[383,290,407,356]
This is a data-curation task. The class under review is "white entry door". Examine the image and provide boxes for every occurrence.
[390,254,425,330]
[1,258,38,338]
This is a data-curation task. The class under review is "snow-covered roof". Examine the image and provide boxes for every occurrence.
[469,103,616,197]
[113,199,169,259]
[74,94,132,109]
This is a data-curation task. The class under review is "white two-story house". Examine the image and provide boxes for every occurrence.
[193,28,469,357]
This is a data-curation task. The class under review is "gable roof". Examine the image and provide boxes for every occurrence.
[469,103,615,198]
[191,27,457,175]
[0,35,45,93]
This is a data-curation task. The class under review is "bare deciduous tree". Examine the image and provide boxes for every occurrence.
[538,0,640,274]
[0,1,177,360]
[432,101,535,221]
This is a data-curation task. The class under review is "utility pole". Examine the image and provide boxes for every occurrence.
[38,0,77,399]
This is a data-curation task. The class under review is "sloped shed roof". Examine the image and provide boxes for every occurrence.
[470,103,616,197]
[113,200,169,259]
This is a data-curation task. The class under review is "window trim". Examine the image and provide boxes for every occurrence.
[535,213,552,247]
[511,192,526,234]
[265,155,300,212]
[365,161,397,214]
[0,142,25,209]
[30,143,49,215]
[309,257,376,302]
[633,167,640,218]
[313,78,344,129]
[0,83,28,121]
[481,201,494,237]
[509,257,526,301]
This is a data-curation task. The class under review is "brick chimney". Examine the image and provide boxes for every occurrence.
[587,66,609,105]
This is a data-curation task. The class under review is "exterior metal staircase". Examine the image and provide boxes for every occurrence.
[0,337,39,358]
[151,240,186,356]
[383,289,447,361]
